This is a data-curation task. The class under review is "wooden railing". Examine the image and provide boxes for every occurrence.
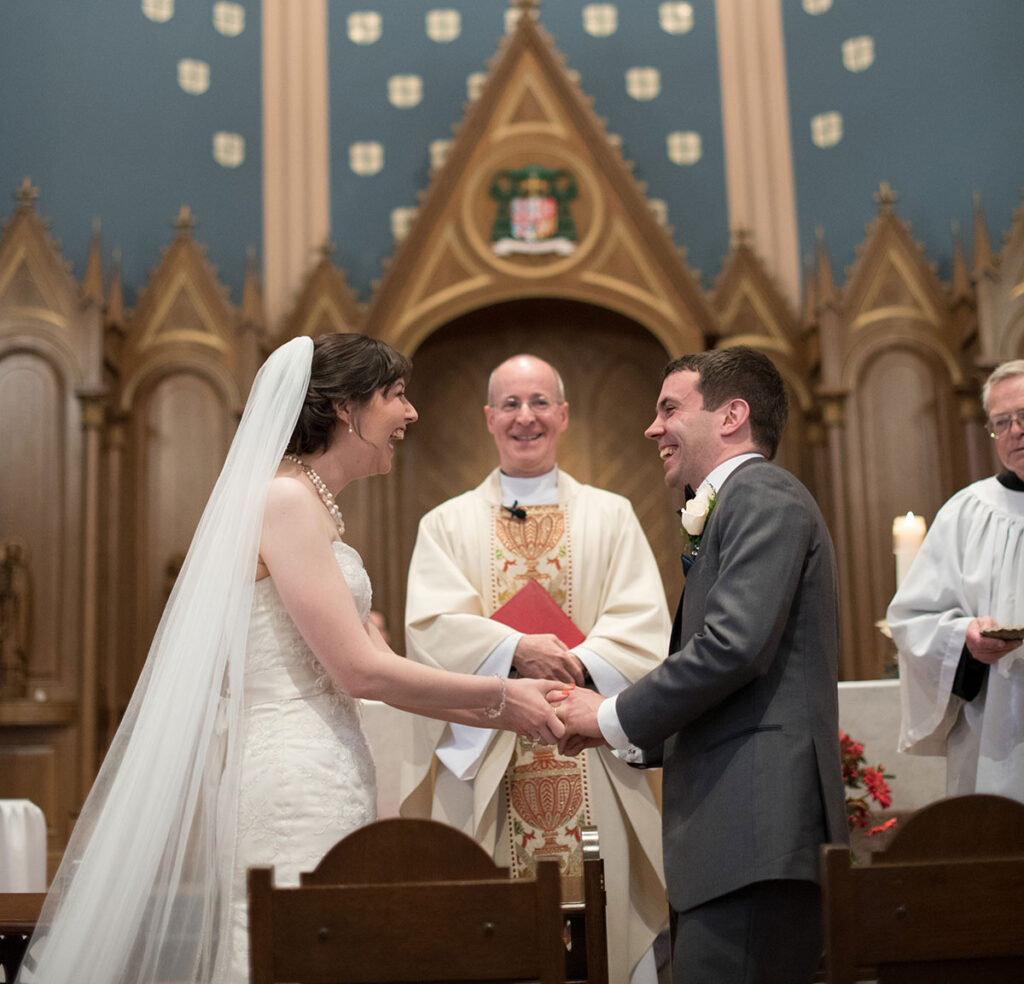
[0,892,44,982]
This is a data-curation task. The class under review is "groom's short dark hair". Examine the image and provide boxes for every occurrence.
[664,347,788,458]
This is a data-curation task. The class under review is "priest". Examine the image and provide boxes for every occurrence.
[400,354,671,984]
[888,359,1024,800]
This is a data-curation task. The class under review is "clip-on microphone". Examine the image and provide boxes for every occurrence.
[502,500,527,520]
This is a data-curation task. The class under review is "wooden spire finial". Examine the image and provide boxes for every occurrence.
[732,227,753,248]
[14,177,39,208]
[83,218,104,303]
[107,249,125,327]
[873,181,898,212]
[241,246,264,324]
[950,220,971,301]
[814,226,836,304]
[174,205,196,234]
[972,191,993,278]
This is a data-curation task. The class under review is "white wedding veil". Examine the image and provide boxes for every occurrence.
[18,336,314,984]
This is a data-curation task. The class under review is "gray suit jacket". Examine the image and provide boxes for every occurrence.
[617,458,848,912]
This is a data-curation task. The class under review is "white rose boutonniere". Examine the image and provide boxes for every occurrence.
[680,484,716,555]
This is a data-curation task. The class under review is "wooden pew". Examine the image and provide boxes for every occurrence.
[248,817,565,983]
[821,794,1024,983]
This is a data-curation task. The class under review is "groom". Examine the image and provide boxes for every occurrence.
[556,347,848,984]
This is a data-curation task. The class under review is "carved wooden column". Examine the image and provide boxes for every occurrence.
[806,412,831,528]
[959,389,990,484]
[236,251,267,394]
[819,391,858,677]
[100,412,127,749]
[77,390,106,789]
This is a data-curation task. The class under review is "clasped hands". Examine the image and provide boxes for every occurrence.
[511,633,605,754]
[520,684,607,756]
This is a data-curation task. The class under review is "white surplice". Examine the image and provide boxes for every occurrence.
[400,468,671,984]
[887,476,1024,800]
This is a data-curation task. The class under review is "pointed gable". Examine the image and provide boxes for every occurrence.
[842,184,948,336]
[712,231,799,356]
[131,208,235,354]
[0,179,106,393]
[0,179,79,328]
[712,231,813,437]
[362,9,715,356]
[977,190,1024,360]
[819,185,964,389]
[279,241,363,343]
[119,207,242,410]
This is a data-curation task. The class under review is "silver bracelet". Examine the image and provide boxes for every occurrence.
[483,674,506,719]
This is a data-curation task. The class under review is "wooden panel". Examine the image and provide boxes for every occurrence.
[0,726,78,872]
[0,746,58,824]
[128,371,233,683]
[846,347,960,676]
[0,352,71,683]
[773,389,810,494]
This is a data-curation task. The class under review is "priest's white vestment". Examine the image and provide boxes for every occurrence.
[401,469,670,984]
[887,476,1024,800]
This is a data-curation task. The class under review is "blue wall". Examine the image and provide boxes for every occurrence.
[783,0,1024,280]
[0,1,261,303]
[2,1,1023,308]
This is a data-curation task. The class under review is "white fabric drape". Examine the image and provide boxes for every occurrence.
[18,337,313,984]
[0,799,46,892]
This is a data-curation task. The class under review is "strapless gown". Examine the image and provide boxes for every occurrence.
[223,541,378,981]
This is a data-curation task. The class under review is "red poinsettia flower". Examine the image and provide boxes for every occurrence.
[865,817,898,838]
[863,766,893,810]
[838,730,896,832]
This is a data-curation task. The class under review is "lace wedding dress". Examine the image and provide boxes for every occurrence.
[222,540,378,982]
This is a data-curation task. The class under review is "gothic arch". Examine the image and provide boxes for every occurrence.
[840,323,965,393]
[363,11,715,361]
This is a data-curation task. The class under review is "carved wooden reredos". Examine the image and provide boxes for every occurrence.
[1,13,1021,865]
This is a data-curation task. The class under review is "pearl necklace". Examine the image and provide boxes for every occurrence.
[283,454,345,534]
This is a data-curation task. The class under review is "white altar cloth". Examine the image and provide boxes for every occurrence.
[0,799,46,891]
[838,679,945,810]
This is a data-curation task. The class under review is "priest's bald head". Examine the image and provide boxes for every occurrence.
[983,359,1024,480]
[484,355,569,477]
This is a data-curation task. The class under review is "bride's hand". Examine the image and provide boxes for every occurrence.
[502,677,567,744]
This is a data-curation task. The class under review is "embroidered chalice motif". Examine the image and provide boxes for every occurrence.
[509,746,583,859]
[496,511,564,581]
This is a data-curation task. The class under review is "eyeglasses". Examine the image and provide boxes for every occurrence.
[987,408,1024,439]
[490,396,561,416]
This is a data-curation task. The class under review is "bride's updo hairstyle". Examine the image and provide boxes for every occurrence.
[287,333,412,455]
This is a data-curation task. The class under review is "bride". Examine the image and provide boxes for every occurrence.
[18,334,565,984]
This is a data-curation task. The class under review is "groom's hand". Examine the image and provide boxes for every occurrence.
[554,687,606,756]
[559,733,606,756]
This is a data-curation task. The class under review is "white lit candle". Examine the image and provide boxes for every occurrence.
[893,512,927,587]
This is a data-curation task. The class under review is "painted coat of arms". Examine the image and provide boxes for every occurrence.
[490,165,577,256]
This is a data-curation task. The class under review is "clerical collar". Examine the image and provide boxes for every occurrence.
[499,467,559,506]
[997,469,1024,492]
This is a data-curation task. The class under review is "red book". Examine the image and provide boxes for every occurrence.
[490,578,585,647]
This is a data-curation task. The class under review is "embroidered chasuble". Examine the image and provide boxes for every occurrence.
[490,503,593,888]
[401,468,672,984]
